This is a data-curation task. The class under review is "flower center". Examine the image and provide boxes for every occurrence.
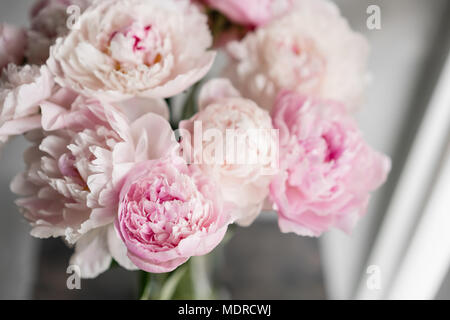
[122,174,207,249]
[58,153,89,190]
[321,129,344,163]
[108,22,164,68]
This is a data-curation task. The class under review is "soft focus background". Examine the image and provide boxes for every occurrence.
[0,0,449,299]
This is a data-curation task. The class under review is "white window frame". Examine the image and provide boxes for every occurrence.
[356,50,450,300]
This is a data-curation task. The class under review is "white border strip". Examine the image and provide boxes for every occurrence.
[356,52,450,299]
[387,143,450,299]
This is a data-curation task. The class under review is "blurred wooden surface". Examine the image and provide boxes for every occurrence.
[32,221,325,299]
[217,221,325,300]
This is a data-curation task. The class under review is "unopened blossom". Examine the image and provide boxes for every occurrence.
[0,23,26,69]
[26,0,93,64]
[200,0,293,28]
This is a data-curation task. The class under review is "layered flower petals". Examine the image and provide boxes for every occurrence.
[270,91,391,236]
[180,79,278,226]
[225,0,369,111]
[0,64,55,143]
[116,158,230,273]
[47,0,216,102]
[11,95,179,277]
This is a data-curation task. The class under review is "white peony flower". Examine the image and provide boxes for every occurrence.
[224,0,369,111]
[47,0,216,102]
[180,79,278,226]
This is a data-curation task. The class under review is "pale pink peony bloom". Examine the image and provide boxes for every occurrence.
[180,79,277,226]
[26,0,93,65]
[0,64,55,143]
[47,0,216,102]
[11,96,177,277]
[201,0,293,27]
[40,88,170,132]
[269,91,391,237]
[0,23,26,69]
[225,0,369,111]
[116,157,230,273]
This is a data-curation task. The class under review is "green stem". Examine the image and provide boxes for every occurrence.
[160,265,188,300]
[138,267,189,300]
[181,81,201,121]
[165,98,178,130]
[139,272,152,300]
[137,229,236,300]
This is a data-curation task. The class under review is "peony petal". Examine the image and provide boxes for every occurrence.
[69,227,112,279]
[198,78,241,111]
[0,115,42,137]
[139,52,217,99]
[107,224,138,271]
[130,113,178,161]
[114,97,170,122]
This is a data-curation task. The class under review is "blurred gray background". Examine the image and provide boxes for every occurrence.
[0,0,449,299]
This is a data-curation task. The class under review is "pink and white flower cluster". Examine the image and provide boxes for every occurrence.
[0,0,390,279]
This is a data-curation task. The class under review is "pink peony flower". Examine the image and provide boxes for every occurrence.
[116,157,230,273]
[11,95,177,277]
[47,0,216,102]
[225,0,369,111]
[0,23,26,69]
[0,64,55,143]
[26,0,93,65]
[270,91,391,236]
[180,79,278,226]
[201,0,293,27]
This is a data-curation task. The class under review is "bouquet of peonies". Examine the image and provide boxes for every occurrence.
[0,0,391,298]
